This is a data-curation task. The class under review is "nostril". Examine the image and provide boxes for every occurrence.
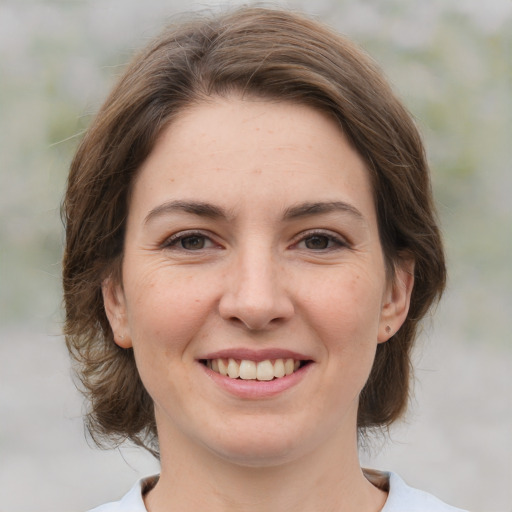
[218,277,295,330]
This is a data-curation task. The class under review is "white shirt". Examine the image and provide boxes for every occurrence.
[88,472,468,512]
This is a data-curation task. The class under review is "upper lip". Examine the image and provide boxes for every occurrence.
[199,348,313,362]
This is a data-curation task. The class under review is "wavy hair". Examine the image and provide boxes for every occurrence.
[63,7,446,455]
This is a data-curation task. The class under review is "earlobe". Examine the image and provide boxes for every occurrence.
[102,277,132,348]
[378,258,415,343]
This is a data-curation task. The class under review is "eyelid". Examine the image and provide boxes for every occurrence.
[160,229,220,250]
[291,229,351,250]
[159,228,350,251]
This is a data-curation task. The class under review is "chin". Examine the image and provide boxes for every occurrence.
[200,419,318,468]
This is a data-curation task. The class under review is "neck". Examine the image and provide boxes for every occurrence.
[145,425,386,512]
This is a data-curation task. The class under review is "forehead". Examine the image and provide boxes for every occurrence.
[130,96,376,223]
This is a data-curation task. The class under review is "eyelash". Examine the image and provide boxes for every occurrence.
[292,230,350,251]
[161,229,349,252]
[161,230,218,251]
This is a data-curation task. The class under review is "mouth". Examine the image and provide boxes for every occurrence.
[200,358,311,381]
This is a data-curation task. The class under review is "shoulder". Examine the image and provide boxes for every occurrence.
[87,476,158,512]
[87,472,469,512]
[382,472,469,512]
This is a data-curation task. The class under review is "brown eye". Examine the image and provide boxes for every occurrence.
[181,236,206,250]
[304,235,330,250]
[162,231,218,252]
[295,231,349,252]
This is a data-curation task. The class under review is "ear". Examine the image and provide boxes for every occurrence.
[102,277,132,349]
[378,257,415,343]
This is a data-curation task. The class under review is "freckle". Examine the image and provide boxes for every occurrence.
[252,168,262,175]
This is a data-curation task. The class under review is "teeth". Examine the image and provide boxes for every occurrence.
[284,358,295,376]
[256,360,274,381]
[227,358,240,379]
[273,359,285,378]
[218,358,228,376]
[207,357,304,381]
[239,360,257,380]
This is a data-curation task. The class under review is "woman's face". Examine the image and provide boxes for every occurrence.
[104,97,413,467]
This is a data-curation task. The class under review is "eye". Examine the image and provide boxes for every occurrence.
[303,235,331,250]
[294,231,348,251]
[179,235,210,250]
[162,231,216,251]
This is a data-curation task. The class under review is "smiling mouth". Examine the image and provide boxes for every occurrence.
[201,358,310,381]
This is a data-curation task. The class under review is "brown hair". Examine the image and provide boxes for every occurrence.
[63,7,446,455]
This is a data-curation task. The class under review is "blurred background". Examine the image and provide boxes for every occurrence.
[0,0,510,510]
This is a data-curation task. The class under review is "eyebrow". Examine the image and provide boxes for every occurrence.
[144,200,229,225]
[144,199,365,225]
[283,201,365,222]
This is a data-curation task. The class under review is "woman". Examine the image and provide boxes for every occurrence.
[63,7,467,512]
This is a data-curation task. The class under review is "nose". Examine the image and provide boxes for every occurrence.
[218,246,295,331]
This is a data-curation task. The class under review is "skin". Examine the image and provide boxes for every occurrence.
[103,96,414,512]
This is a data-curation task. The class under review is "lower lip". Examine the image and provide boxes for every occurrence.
[200,363,312,399]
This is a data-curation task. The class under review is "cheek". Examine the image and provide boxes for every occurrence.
[123,265,219,353]
[297,268,385,342]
